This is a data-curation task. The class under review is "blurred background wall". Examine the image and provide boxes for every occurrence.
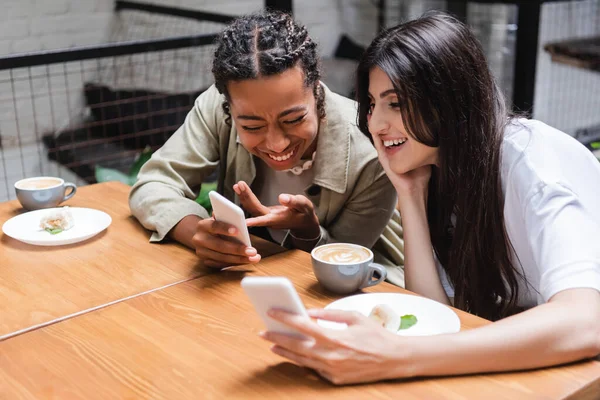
[0,0,598,201]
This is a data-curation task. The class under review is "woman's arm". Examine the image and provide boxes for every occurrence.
[170,215,202,249]
[399,191,450,305]
[129,85,223,243]
[399,288,600,377]
[262,287,600,385]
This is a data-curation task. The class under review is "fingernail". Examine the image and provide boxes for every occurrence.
[228,227,236,234]
[245,247,257,256]
[280,194,290,202]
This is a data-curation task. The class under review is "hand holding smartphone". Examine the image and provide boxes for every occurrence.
[209,191,251,247]
[241,276,310,339]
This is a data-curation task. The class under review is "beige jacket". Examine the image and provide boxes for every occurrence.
[129,84,397,249]
[373,208,405,288]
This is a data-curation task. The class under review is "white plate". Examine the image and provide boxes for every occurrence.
[317,293,460,336]
[2,207,112,246]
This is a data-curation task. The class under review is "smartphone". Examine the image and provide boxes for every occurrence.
[241,276,310,339]
[209,191,251,247]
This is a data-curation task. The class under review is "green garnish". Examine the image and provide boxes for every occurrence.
[399,314,418,330]
[45,228,63,235]
[591,142,600,149]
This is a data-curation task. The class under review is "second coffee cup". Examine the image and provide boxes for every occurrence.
[14,177,77,210]
[311,243,387,294]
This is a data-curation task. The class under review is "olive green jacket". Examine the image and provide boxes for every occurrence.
[129,84,397,249]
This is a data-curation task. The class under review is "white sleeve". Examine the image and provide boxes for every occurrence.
[524,182,600,302]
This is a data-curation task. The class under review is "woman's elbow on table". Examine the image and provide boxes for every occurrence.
[571,310,600,361]
[581,305,600,359]
[553,289,600,360]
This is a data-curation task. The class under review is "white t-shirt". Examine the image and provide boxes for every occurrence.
[439,119,600,308]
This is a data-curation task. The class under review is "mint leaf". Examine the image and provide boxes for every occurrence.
[45,228,63,235]
[399,314,417,330]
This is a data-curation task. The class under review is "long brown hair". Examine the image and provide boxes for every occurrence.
[356,12,521,320]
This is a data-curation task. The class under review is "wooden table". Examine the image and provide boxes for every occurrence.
[1,183,600,399]
[2,249,600,399]
[0,182,283,340]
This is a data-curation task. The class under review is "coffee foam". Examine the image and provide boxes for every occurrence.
[314,244,371,264]
[16,178,62,190]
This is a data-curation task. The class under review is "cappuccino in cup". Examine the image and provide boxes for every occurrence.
[313,244,371,264]
[15,178,62,190]
[311,243,387,294]
[14,177,77,210]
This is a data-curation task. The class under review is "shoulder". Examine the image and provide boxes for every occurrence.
[501,119,600,225]
[194,85,226,114]
[190,84,233,139]
[322,85,376,151]
[321,83,379,167]
[315,85,386,196]
[502,119,595,170]
[323,85,359,117]
[502,119,600,201]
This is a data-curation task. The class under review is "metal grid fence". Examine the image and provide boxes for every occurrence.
[0,2,234,202]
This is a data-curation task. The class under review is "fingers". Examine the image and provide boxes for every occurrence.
[210,220,241,238]
[198,216,239,239]
[245,205,288,228]
[195,241,261,267]
[194,218,261,267]
[267,310,331,341]
[269,346,352,386]
[245,214,280,228]
[278,194,314,214]
[260,331,316,354]
[195,218,251,254]
[307,309,366,325]
[234,181,269,216]
[269,345,325,371]
[196,246,261,267]
[315,369,339,385]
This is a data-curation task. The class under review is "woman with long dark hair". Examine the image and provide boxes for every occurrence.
[261,12,600,384]
[130,11,396,267]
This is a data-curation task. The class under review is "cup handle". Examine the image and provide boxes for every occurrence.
[361,262,387,289]
[63,183,77,202]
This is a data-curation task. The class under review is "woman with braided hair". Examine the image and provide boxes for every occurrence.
[130,10,396,267]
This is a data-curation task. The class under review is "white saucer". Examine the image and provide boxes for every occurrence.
[317,292,461,336]
[2,207,112,246]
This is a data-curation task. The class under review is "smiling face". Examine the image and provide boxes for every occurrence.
[367,67,438,175]
[227,66,320,171]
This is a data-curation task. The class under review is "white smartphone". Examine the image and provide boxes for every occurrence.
[241,276,310,339]
[209,191,251,247]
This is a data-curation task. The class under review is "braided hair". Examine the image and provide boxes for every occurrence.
[212,10,325,124]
